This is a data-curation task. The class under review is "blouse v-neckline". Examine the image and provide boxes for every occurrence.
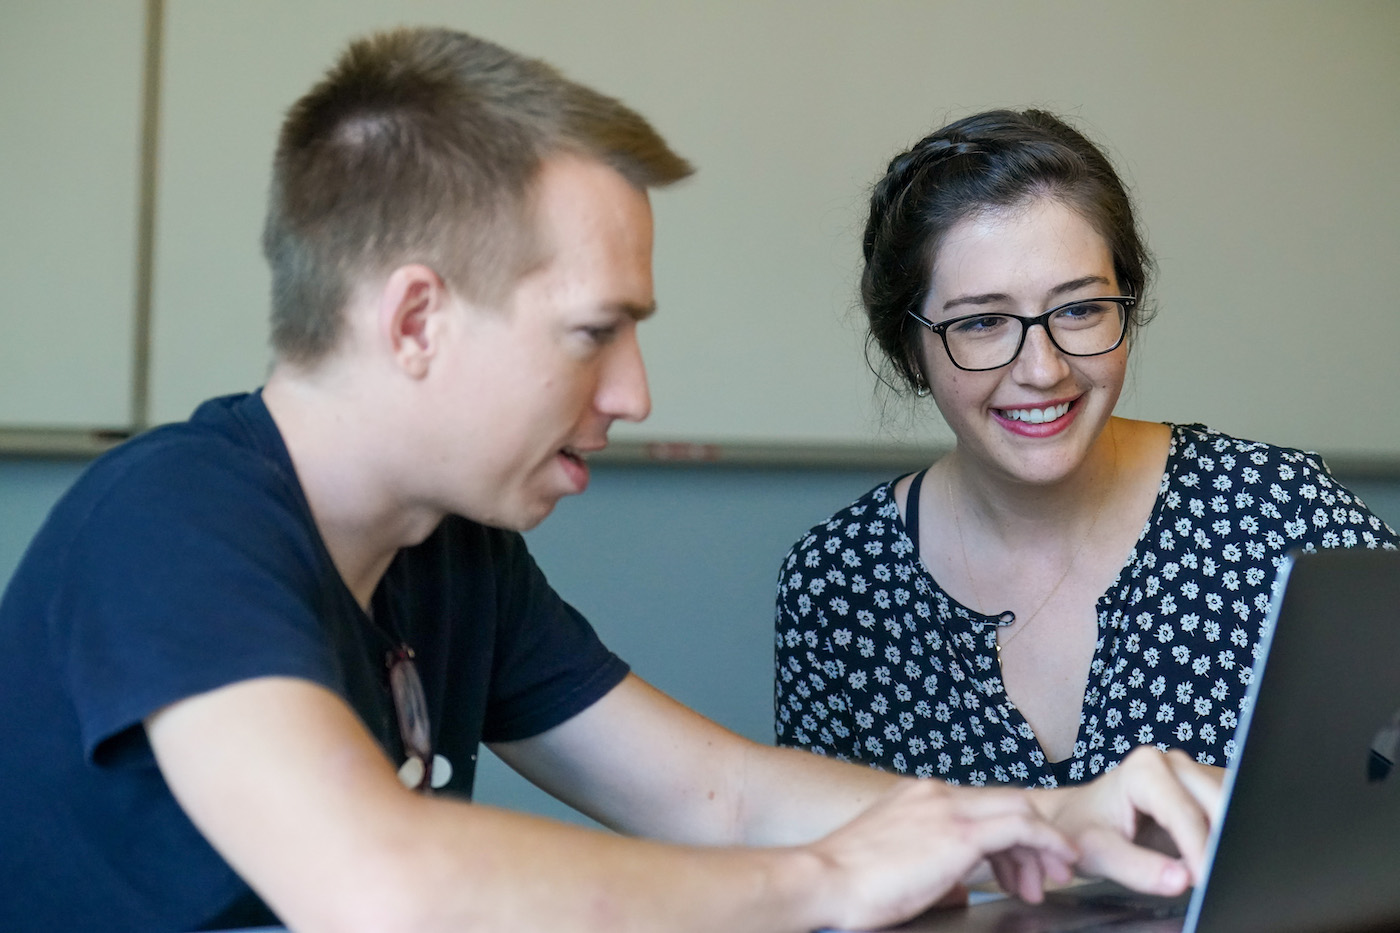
[897,447,1175,775]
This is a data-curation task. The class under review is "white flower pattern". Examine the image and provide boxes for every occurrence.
[774,425,1398,786]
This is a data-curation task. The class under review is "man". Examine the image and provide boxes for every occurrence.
[0,27,1218,932]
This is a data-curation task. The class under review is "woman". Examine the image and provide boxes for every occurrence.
[774,109,1398,787]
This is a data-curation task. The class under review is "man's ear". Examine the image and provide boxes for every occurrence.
[378,264,449,379]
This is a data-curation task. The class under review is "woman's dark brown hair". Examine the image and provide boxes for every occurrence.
[861,109,1155,392]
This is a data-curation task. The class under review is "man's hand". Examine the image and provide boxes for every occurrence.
[1036,747,1225,896]
[805,779,1077,932]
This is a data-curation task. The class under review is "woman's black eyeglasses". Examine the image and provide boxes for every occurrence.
[907,295,1133,372]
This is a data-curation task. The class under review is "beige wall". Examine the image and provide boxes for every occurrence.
[0,0,146,430]
[6,2,1400,461]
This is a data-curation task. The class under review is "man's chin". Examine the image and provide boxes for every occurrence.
[502,496,564,533]
[514,507,556,532]
[458,483,575,532]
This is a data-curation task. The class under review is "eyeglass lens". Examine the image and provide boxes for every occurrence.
[944,299,1126,370]
[388,647,434,792]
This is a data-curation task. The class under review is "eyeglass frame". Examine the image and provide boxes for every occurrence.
[387,644,435,793]
[905,295,1135,373]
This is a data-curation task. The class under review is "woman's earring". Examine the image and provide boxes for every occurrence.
[915,381,931,398]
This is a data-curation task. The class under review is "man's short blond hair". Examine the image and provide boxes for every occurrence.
[263,27,693,365]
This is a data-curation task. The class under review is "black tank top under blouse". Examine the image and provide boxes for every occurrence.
[903,467,1075,780]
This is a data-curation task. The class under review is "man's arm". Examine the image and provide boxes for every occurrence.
[147,675,1074,933]
[490,674,901,846]
[494,675,1224,896]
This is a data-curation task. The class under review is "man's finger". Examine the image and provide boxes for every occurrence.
[1124,754,1213,883]
[1164,749,1226,823]
[958,812,1078,880]
[1077,827,1192,896]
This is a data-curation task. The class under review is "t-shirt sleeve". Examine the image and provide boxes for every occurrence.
[476,531,629,743]
[47,440,340,765]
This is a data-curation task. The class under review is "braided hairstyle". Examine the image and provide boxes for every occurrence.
[861,109,1155,393]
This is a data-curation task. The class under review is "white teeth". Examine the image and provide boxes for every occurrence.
[1000,402,1071,424]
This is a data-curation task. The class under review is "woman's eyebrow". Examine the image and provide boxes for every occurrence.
[1047,274,1114,299]
[941,275,1113,312]
[942,291,1012,312]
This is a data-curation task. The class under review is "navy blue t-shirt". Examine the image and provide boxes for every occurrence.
[0,392,629,932]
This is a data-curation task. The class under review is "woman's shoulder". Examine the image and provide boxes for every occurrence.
[1162,423,1399,549]
[777,477,908,572]
[1166,422,1336,482]
[1161,422,1395,527]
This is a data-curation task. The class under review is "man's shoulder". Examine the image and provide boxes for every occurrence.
[75,403,290,517]
[18,395,309,591]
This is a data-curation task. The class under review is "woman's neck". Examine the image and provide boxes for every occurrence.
[942,418,1125,549]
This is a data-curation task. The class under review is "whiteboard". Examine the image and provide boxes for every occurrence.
[143,0,1400,460]
[0,0,146,430]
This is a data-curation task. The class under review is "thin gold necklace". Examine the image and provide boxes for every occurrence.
[946,434,1117,666]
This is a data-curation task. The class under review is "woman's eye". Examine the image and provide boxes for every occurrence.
[1055,301,1108,325]
[951,315,1008,335]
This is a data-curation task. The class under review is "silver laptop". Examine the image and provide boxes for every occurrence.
[899,548,1400,933]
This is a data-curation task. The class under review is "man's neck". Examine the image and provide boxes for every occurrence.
[262,368,444,610]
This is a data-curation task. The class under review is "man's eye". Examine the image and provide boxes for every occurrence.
[581,325,619,344]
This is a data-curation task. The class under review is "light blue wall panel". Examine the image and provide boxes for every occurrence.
[5,457,1400,828]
